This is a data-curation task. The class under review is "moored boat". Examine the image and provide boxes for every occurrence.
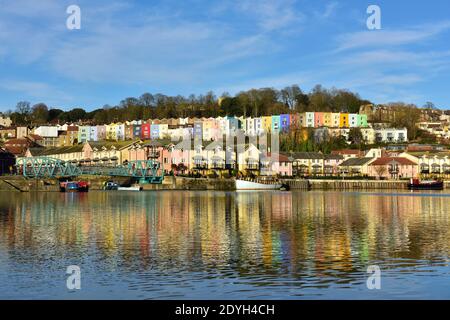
[236,179,282,190]
[407,178,444,190]
[60,181,89,192]
[117,186,142,191]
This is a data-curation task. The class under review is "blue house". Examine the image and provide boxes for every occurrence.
[194,121,203,140]
[133,125,141,138]
[280,114,290,132]
[227,116,240,134]
[271,115,281,133]
[150,124,160,140]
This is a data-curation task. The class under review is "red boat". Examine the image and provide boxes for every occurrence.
[408,178,444,190]
[60,181,89,192]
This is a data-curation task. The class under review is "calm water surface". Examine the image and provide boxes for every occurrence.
[0,190,449,299]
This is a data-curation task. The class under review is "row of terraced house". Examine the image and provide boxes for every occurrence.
[15,138,450,179]
[1,112,408,150]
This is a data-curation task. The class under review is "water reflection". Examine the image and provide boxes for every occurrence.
[0,191,449,299]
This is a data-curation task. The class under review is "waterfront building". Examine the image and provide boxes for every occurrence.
[400,151,450,175]
[84,140,137,165]
[324,154,344,175]
[331,149,365,160]
[290,152,324,176]
[368,157,418,179]
[25,145,84,163]
[260,152,292,176]
[204,140,229,172]
[237,143,262,172]
[160,143,193,173]
[339,157,376,176]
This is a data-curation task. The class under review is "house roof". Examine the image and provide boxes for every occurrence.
[4,138,29,146]
[87,140,139,150]
[331,149,364,156]
[28,145,84,156]
[340,157,374,166]
[370,157,417,166]
[324,154,344,160]
[28,134,43,141]
[265,152,292,162]
[4,146,28,156]
[405,151,450,158]
[289,152,323,160]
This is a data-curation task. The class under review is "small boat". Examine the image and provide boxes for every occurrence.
[117,186,142,191]
[103,181,119,190]
[103,181,142,191]
[60,181,89,192]
[408,178,444,190]
[236,179,282,190]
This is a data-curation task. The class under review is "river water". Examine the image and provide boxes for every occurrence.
[0,190,449,299]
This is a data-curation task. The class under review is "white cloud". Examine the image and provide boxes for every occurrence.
[236,0,304,31]
[335,21,450,52]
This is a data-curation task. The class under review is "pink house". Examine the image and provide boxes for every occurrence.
[314,112,325,127]
[368,157,418,179]
[161,145,192,173]
[262,153,292,176]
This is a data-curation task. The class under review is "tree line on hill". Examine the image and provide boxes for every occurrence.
[3,84,439,144]
[5,84,370,126]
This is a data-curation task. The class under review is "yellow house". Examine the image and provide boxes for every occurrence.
[323,113,332,127]
[262,116,272,132]
[339,113,349,128]
[106,123,118,140]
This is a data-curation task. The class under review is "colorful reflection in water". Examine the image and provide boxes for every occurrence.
[0,190,449,299]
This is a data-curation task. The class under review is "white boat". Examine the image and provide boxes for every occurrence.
[235,179,282,190]
[117,186,142,191]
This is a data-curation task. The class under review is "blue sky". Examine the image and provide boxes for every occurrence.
[0,0,450,112]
